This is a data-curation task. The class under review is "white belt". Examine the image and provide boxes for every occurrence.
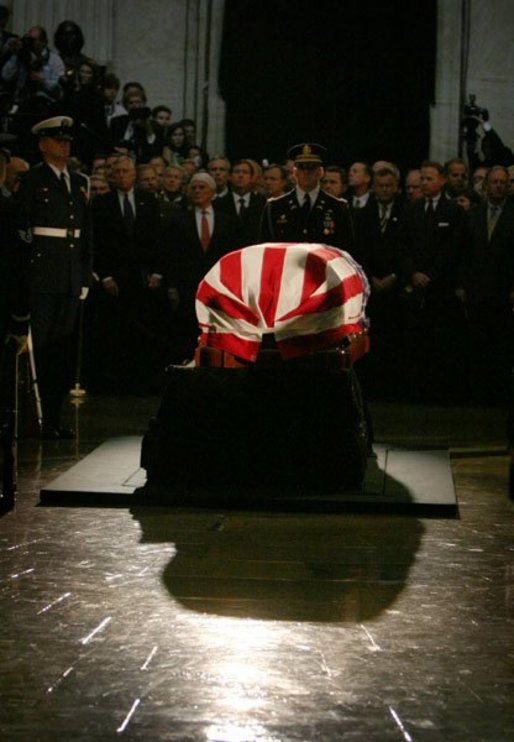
[33,227,81,239]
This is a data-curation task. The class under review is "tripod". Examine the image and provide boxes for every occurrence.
[0,330,43,512]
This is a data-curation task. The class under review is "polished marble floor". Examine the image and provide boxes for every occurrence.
[1,395,513,741]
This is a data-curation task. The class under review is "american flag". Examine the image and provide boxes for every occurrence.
[196,242,369,362]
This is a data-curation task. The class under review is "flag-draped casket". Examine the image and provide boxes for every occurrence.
[196,243,369,362]
[141,244,370,497]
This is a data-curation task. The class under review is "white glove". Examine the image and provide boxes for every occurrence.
[79,286,89,300]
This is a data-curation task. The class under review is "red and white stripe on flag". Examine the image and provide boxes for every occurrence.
[195,242,369,362]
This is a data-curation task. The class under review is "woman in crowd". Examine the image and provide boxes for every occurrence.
[163,122,188,165]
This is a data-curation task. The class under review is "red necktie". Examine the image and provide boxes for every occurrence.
[200,210,210,251]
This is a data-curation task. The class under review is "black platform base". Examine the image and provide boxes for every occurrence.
[39,436,459,516]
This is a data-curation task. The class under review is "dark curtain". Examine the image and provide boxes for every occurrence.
[218,0,436,173]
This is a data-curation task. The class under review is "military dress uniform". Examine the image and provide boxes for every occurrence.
[260,143,355,257]
[260,143,372,449]
[260,188,354,254]
[19,117,92,437]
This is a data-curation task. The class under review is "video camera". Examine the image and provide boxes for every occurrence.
[128,106,152,121]
[462,94,489,125]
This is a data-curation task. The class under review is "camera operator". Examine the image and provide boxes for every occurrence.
[1,26,64,114]
[53,20,90,89]
[462,95,514,170]
[109,90,161,163]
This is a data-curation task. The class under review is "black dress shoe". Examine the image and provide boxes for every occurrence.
[41,426,75,440]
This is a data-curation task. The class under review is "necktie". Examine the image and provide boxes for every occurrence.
[302,193,311,213]
[487,205,499,240]
[238,197,246,216]
[123,194,135,235]
[425,198,435,222]
[60,172,69,193]
[353,197,360,209]
[379,204,388,233]
[200,210,210,251]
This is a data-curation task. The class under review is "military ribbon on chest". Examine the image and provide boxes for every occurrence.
[322,209,335,236]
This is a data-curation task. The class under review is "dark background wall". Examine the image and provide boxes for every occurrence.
[219,0,436,172]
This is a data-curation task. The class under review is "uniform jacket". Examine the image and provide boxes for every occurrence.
[260,189,355,258]
[19,162,92,296]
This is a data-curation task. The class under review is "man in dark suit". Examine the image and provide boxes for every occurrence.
[214,159,265,246]
[357,166,405,399]
[457,165,514,403]
[18,116,92,438]
[398,160,468,401]
[208,156,231,199]
[348,161,374,210]
[260,143,355,258]
[158,164,188,229]
[167,172,241,360]
[92,154,166,392]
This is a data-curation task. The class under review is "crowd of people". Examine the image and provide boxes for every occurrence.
[0,11,513,439]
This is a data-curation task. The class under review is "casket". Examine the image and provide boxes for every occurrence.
[141,243,370,495]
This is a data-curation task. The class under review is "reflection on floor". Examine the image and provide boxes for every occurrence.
[1,395,513,741]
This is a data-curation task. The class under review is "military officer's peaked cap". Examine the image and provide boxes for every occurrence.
[31,116,74,140]
[288,142,327,166]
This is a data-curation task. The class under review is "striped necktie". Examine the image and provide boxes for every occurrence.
[487,205,499,240]
[379,204,388,232]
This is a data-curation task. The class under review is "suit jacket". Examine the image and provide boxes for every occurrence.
[168,208,242,299]
[93,188,161,293]
[19,162,92,296]
[398,197,467,293]
[355,197,405,280]
[461,198,514,304]
[158,192,188,228]
[260,189,355,258]
[214,191,266,246]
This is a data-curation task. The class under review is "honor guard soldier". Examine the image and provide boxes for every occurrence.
[260,143,355,257]
[19,116,92,439]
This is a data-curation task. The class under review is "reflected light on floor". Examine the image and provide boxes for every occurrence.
[202,620,277,701]
[205,723,280,742]
[217,687,263,712]
[204,618,279,651]
[200,619,289,733]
